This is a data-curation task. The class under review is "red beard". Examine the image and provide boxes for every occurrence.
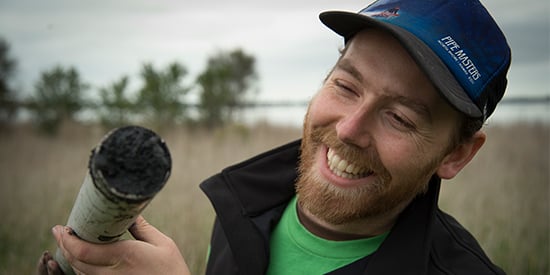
[296,120,434,225]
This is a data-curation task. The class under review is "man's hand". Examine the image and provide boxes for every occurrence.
[36,251,63,275]
[48,215,191,275]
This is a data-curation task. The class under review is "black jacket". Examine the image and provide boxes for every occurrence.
[200,140,505,275]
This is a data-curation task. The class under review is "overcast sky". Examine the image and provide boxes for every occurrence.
[0,0,548,123]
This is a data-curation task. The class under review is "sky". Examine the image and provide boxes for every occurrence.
[1,0,549,125]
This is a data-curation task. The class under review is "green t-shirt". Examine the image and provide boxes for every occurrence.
[266,196,388,275]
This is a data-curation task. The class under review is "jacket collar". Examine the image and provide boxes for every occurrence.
[201,140,441,275]
[200,140,300,275]
[363,176,441,274]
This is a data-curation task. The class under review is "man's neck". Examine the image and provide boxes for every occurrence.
[296,199,409,241]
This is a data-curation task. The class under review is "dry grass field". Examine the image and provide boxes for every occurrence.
[0,121,547,274]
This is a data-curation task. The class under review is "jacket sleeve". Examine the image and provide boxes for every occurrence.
[205,218,240,275]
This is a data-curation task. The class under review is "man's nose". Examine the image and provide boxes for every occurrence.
[335,106,374,148]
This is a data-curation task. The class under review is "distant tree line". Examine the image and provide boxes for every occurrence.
[0,37,258,134]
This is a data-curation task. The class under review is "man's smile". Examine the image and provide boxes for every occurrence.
[326,148,373,179]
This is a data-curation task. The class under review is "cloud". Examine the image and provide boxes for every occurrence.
[502,19,549,66]
[484,0,550,67]
[0,0,547,104]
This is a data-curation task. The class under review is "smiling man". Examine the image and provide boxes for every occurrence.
[296,28,467,237]
[204,0,509,274]
[40,0,510,274]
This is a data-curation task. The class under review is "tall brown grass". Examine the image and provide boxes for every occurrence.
[0,121,547,274]
[440,123,549,274]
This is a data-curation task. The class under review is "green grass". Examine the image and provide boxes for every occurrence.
[0,121,547,274]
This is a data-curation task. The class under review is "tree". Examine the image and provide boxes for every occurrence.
[196,48,257,127]
[98,76,134,128]
[31,65,89,133]
[0,38,17,124]
[135,62,191,127]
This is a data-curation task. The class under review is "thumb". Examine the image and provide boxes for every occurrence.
[129,215,169,246]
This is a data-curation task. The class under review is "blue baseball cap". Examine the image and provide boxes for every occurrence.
[320,0,511,120]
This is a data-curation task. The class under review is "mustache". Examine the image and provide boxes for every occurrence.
[309,124,391,181]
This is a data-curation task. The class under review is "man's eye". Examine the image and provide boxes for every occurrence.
[389,112,415,130]
[334,80,354,93]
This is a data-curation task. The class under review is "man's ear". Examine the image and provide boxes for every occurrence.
[437,131,486,179]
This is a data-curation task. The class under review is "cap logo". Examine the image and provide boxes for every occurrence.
[438,36,481,85]
[370,7,400,18]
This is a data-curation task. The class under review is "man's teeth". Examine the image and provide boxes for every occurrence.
[327,148,372,179]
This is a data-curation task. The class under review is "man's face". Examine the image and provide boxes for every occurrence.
[296,29,461,225]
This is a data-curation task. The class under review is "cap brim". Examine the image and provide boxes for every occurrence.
[320,11,482,118]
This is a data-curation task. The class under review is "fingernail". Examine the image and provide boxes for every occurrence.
[47,259,56,271]
[64,226,74,236]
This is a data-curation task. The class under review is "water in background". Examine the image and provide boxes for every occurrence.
[487,103,549,125]
[241,102,550,127]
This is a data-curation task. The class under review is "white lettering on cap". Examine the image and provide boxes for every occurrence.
[438,36,481,84]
